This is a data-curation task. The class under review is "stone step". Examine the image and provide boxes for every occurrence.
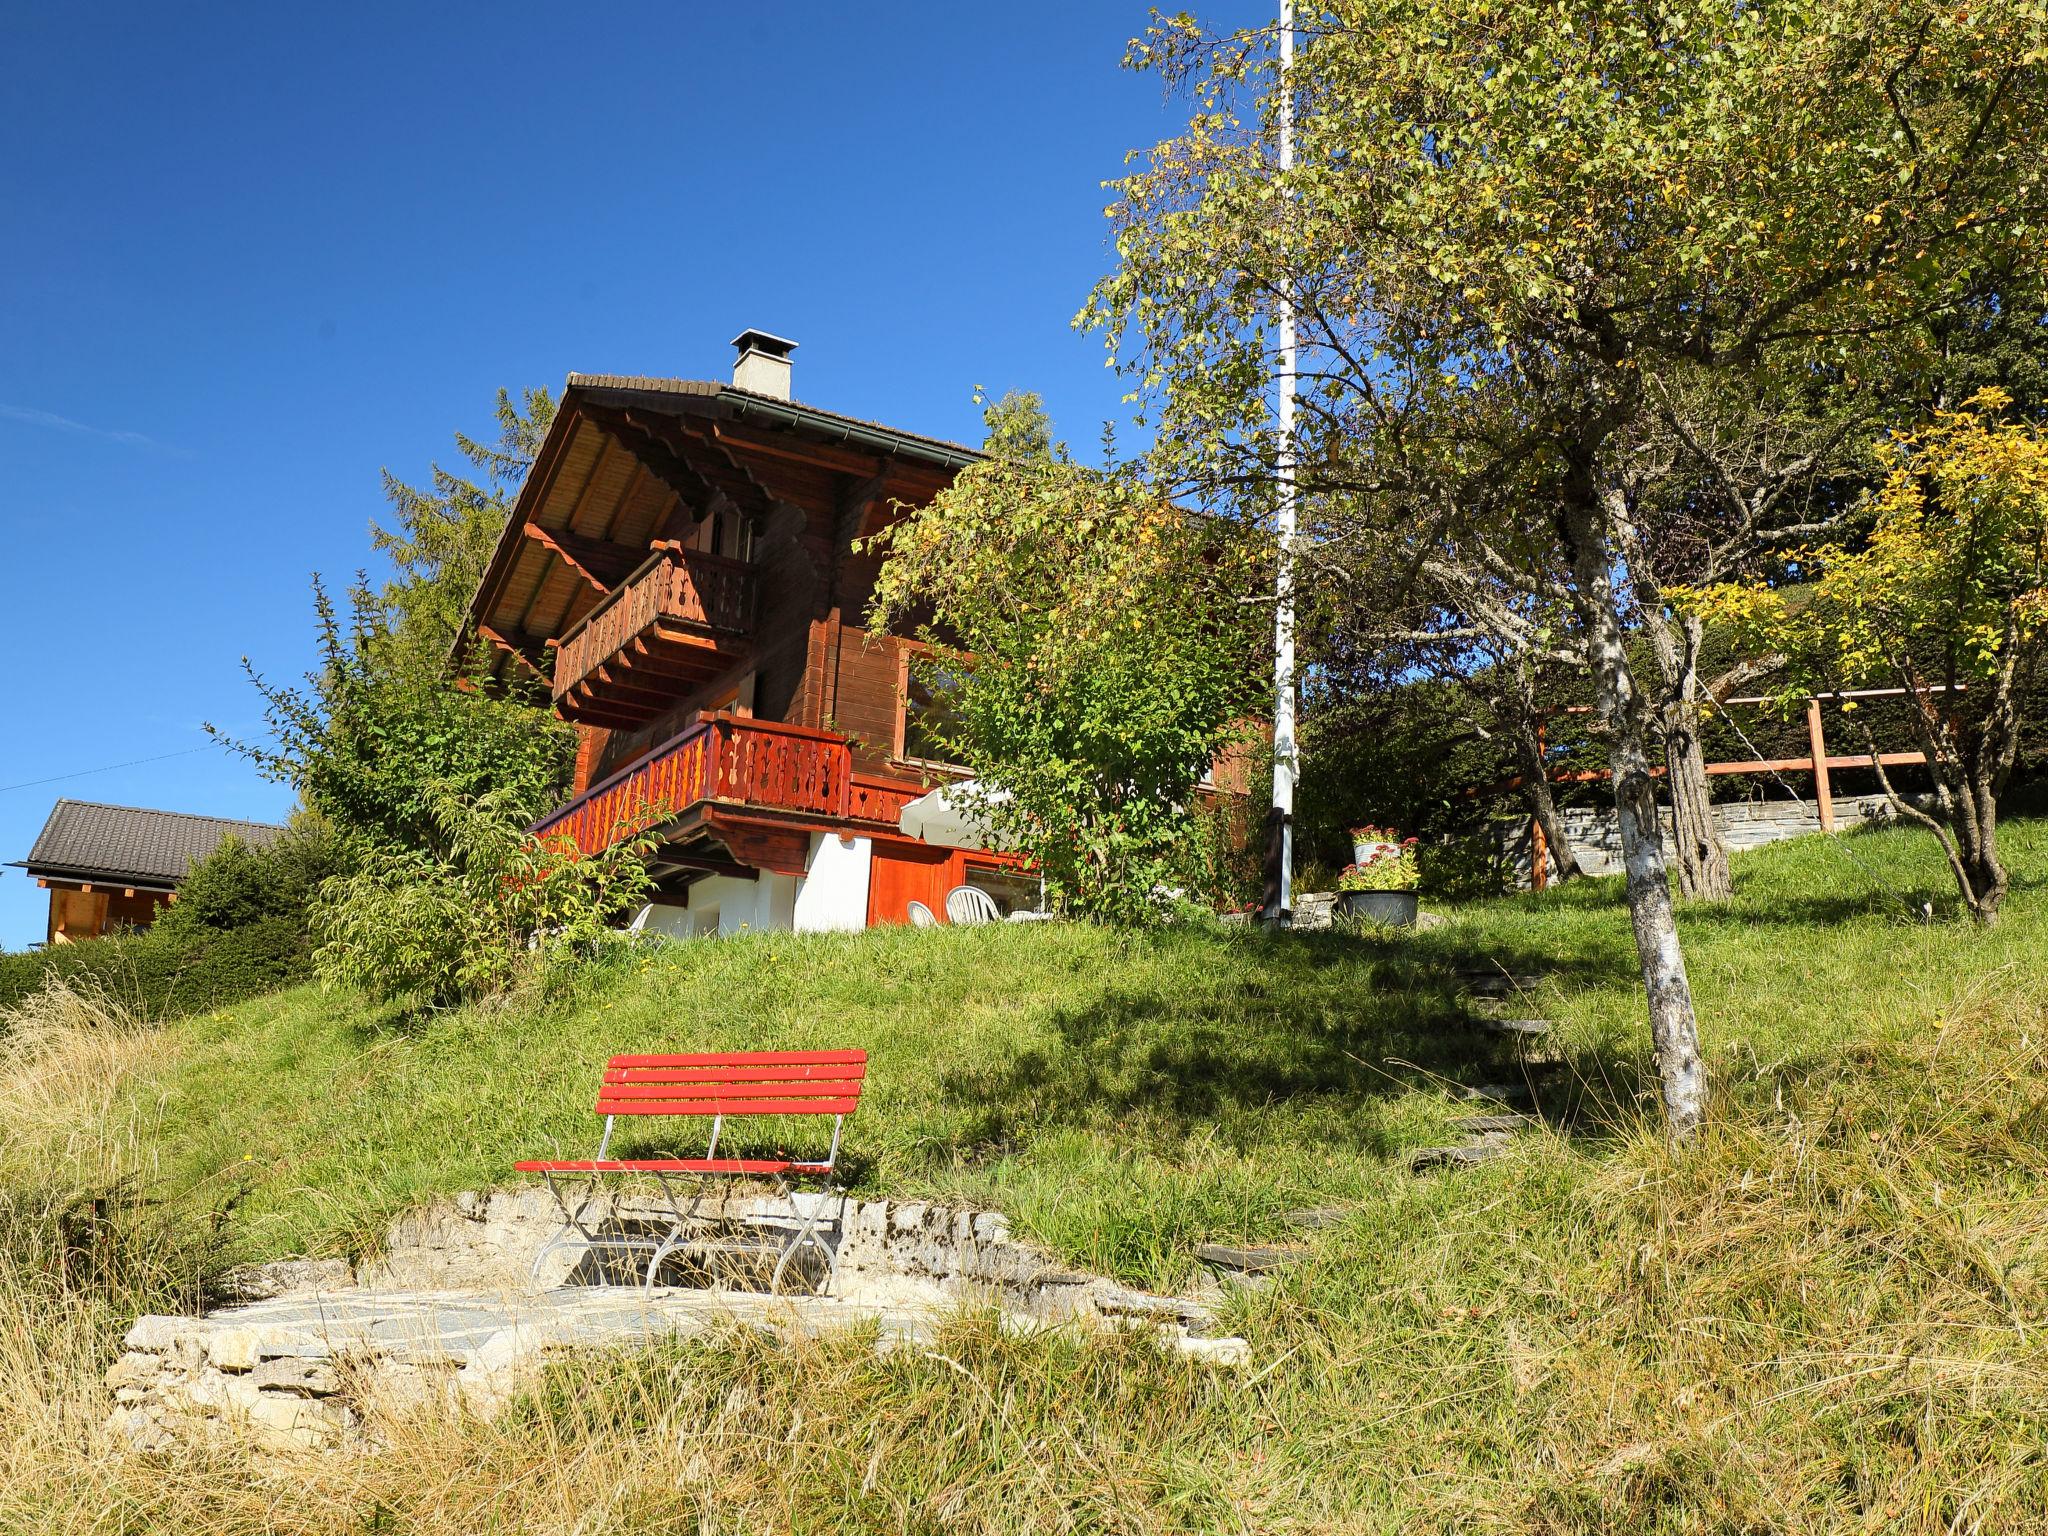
[1193,1242,1310,1276]
[1452,1113,1534,1135]
[1471,1017,1553,1038]
[1409,1142,1509,1173]
[1455,1081,1533,1104]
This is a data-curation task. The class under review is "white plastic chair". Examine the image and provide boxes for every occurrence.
[945,885,1002,926]
[906,900,938,928]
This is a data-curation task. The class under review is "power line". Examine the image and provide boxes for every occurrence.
[0,742,220,795]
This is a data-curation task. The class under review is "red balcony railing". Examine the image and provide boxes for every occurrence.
[552,546,755,710]
[532,715,924,858]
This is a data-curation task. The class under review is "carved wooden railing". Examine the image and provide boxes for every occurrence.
[551,546,755,702]
[532,716,923,858]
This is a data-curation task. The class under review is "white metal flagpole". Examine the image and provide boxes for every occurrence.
[1267,0,1298,927]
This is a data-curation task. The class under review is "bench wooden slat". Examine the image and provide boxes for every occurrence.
[600,1081,857,1102]
[514,1157,830,1175]
[606,1050,867,1069]
[595,1094,861,1117]
[604,1064,866,1086]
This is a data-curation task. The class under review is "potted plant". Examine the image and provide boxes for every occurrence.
[1350,824,1402,866]
[1334,832,1421,926]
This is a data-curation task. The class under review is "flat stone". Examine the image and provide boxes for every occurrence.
[1453,1114,1534,1135]
[245,1391,347,1450]
[1193,1242,1309,1275]
[1409,1143,1508,1173]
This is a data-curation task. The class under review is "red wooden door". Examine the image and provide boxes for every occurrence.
[867,844,953,925]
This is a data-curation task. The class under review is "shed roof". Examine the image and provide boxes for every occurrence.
[13,800,288,889]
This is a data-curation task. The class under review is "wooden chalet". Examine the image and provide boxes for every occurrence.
[462,332,1036,936]
[11,800,286,944]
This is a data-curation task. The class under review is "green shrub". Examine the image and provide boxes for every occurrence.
[311,788,660,1008]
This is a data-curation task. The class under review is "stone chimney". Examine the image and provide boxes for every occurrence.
[731,329,797,400]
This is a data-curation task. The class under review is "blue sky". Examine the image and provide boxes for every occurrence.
[0,2,1245,948]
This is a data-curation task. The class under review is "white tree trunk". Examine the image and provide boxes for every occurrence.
[1569,494,1708,1139]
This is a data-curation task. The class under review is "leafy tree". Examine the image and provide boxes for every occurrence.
[211,575,575,858]
[866,431,1265,921]
[1088,0,2047,1138]
[151,817,343,946]
[977,387,1059,463]
[370,387,554,678]
[312,787,660,1007]
[1680,390,2048,923]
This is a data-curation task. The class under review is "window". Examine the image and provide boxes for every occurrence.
[964,865,1039,917]
[897,650,968,768]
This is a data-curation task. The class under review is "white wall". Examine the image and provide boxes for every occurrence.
[627,840,865,941]
[794,833,872,933]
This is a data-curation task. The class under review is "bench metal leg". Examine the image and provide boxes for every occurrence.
[768,1180,843,1297]
[531,1170,609,1287]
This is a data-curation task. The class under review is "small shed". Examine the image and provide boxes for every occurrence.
[10,799,286,944]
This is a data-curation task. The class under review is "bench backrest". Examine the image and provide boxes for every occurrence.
[595,1050,866,1120]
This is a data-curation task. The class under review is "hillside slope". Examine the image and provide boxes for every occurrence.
[5,820,2046,1531]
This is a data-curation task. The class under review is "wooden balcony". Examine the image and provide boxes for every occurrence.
[551,545,756,728]
[532,714,925,859]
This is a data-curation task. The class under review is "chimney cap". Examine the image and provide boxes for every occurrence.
[731,328,799,359]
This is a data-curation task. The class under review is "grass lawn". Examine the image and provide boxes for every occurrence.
[4,819,2045,1532]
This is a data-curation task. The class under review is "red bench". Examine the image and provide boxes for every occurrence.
[516,1049,866,1294]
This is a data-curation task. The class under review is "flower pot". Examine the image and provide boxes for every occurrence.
[1352,837,1399,865]
[1336,890,1419,927]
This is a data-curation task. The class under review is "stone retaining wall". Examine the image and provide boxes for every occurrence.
[109,1189,1240,1453]
[1496,793,1899,887]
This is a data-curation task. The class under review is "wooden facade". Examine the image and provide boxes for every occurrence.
[464,363,1025,926]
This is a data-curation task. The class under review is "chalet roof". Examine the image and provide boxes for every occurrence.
[561,376,983,469]
[462,373,985,681]
[13,800,287,890]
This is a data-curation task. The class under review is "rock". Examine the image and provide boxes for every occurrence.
[971,1211,1010,1244]
[105,1352,162,1391]
[207,1325,313,1373]
[124,1316,200,1355]
[245,1391,348,1451]
[250,1357,341,1397]
[1173,1335,1252,1367]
